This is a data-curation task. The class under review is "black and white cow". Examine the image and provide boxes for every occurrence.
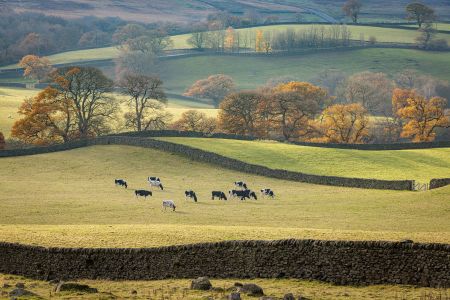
[185,190,198,202]
[163,200,176,211]
[229,189,257,200]
[211,191,227,200]
[148,177,164,190]
[135,190,152,198]
[115,179,128,188]
[261,188,275,198]
[234,181,248,190]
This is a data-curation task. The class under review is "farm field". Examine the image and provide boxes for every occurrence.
[3,24,449,70]
[157,138,450,182]
[0,145,449,248]
[1,274,449,300]
[159,48,450,93]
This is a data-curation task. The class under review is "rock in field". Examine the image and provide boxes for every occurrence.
[9,288,37,297]
[228,292,241,300]
[283,293,295,300]
[14,282,25,289]
[54,282,98,293]
[190,277,212,290]
[239,283,264,296]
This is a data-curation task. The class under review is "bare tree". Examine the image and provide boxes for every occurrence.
[343,0,362,23]
[119,73,168,132]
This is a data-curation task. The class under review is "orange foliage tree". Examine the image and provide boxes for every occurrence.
[311,103,370,144]
[11,87,75,145]
[267,81,329,140]
[19,55,54,82]
[392,88,450,142]
[218,91,267,136]
[0,131,5,149]
[224,27,235,52]
[184,74,236,106]
[255,30,264,52]
[172,110,217,134]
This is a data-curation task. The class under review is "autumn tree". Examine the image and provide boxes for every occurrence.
[255,30,265,52]
[218,91,266,136]
[343,0,362,24]
[119,73,168,132]
[224,27,236,52]
[51,67,118,138]
[345,71,394,115]
[311,103,370,144]
[184,74,236,106]
[0,131,5,149]
[172,110,217,134]
[113,24,147,46]
[18,33,46,55]
[19,55,54,82]
[11,88,75,145]
[392,88,449,142]
[406,2,435,28]
[267,82,329,140]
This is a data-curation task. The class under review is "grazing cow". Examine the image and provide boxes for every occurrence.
[234,181,248,190]
[261,188,275,198]
[185,190,198,202]
[148,177,164,190]
[211,191,227,200]
[135,190,152,198]
[229,189,257,200]
[163,200,176,211]
[115,179,128,189]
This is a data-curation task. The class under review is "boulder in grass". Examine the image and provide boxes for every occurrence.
[54,282,98,293]
[190,277,212,291]
[283,293,295,300]
[9,288,37,298]
[228,292,241,300]
[239,283,264,297]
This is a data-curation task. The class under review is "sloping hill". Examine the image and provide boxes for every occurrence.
[5,0,450,23]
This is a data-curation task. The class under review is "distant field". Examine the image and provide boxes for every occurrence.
[2,274,448,300]
[159,48,450,93]
[3,24,449,70]
[157,138,450,182]
[0,145,449,248]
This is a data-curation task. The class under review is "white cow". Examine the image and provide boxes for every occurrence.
[162,200,176,211]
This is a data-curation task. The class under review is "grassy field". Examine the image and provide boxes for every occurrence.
[3,24,449,70]
[0,145,449,248]
[0,87,41,137]
[157,138,450,182]
[1,274,449,300]
[158,48,450,94]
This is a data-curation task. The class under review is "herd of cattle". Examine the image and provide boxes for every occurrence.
[114,178,275,212]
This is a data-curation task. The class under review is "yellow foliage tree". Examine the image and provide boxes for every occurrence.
[392,88,450,142]
[172,110,217,134]
[224,27,235,52]
[255,30,264,52]
[311,103,370,144]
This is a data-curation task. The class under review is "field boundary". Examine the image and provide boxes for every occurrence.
[0,239,449,287]
[0,136,415,190]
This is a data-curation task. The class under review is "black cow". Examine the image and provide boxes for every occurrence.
[135,190,152,198]
[115,179,128,189]
[185,190,198,202]
[261,188,275,198]
[211,191,227,200]
[229,189,257,200]
[234,181,248,190]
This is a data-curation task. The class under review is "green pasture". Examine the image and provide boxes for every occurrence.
[157,138,450,182]
[0,145,449,249]
[3,24,449,70]
[159,48,450,93]
[1,274,448,300]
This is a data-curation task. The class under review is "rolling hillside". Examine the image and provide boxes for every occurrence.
[156,137,450,182]
[0,145,449,249]
[5,0,450,23]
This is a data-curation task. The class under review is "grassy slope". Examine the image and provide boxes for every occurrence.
[157,138,450,182]
[160,48,450,93]
[0,274,450,300]
[3,24,449,70]
[1,274,448,300]
[0,87,40,137]
[0,145,449,248]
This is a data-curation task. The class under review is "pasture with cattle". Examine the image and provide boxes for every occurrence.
[1,0,450,299]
